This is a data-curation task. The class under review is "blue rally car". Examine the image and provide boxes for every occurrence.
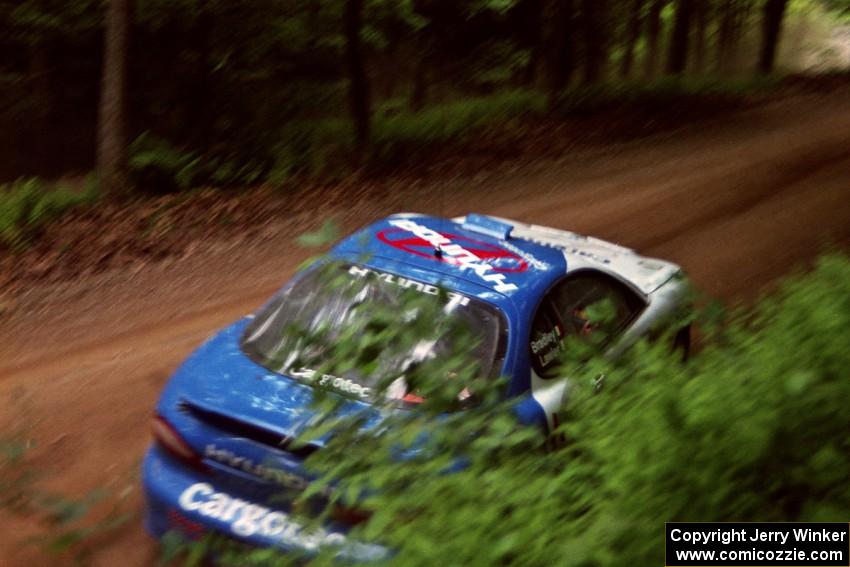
[143,213,689,559]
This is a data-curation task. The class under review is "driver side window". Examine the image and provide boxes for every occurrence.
[529,271,645,379]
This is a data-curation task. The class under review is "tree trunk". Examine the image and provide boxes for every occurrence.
[344,0,370,151]
[667,0,693,74]
[716,0,735,73]
[644,0,666,78]
[692,0,708,74]
[544,0,575,108]
[733,0,753,71]
[308,0,321,49]
[97,0,132,194]
[30,40,54,121]
[187,9,213,149]
[717,0,752,74]
[581,0,607,84]
[757,0,789,74]
[620,0,644,78]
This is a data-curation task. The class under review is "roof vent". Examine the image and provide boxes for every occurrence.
[462,213,513,240]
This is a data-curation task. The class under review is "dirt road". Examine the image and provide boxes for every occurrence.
[1,89,849,565]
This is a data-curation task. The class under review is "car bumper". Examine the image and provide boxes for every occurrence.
[142,445,387,562]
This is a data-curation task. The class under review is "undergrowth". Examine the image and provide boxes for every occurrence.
[0,177,99,251]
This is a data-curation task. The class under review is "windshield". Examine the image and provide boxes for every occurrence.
[240,262,507,404]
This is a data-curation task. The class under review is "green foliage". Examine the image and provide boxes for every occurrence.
[268,117,353,183]
[128,133,202,193]
[129,131,270,192]
[0,74,790,251]
[467,0,520,16]
[37,496,131,559]
[469,40,532,86]
[266,90,544,181]
[296,219,340,248]
[547,254,850,564]
[0,177,98,251]
[9,0,101,42]
[370,90,545,165]
[174,78,784,187]
[820,0,850,20]
[347,254,848,565]
[2,0,841,190]
[0,437,34,512]
[553,76,782,116]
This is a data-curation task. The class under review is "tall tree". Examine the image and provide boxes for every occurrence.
[620,0,644,78]
[757,0,789,74]
[581,0,608,83]
[96,0,131,193]
[716,0,735,72]
[716,0,751,74]
[12,0,100,121]
[28,39,53,121]
[344,0,371,151]
[644,0,666,78]
[544,0,575,107]
[667,0,693,74]
[186,8,214,149]
[692,0,709,73]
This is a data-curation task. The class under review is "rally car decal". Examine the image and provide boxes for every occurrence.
[203,444,331,496]
[178,482,345,547]
[289,368,373,400]
[378,218,527,293]
[348,265,471,307]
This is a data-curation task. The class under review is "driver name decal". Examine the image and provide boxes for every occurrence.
[380,219,524,293]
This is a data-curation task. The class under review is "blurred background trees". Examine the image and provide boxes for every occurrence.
[0,0,847,189]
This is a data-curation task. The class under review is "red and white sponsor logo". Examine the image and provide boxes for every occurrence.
[378,219,527,293]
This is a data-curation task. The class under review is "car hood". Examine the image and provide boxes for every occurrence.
[158,318,385,450]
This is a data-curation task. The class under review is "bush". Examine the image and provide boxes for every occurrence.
[553,76,781,119]
[545,254,850,565]
[264,90,546,182]
[128,133,202,193]
[202,253,848,567]
[0,177,98,251]
[268,118,353,184]
[369,90,545,166]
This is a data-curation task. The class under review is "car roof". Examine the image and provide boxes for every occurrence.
[331,214,567,307]
[473,214,682,295]
[330,213,682,311]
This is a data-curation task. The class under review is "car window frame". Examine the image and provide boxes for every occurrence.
[240,260,513,402]
[528,268,648,379]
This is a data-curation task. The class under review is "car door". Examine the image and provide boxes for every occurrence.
[528,270,646,433]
